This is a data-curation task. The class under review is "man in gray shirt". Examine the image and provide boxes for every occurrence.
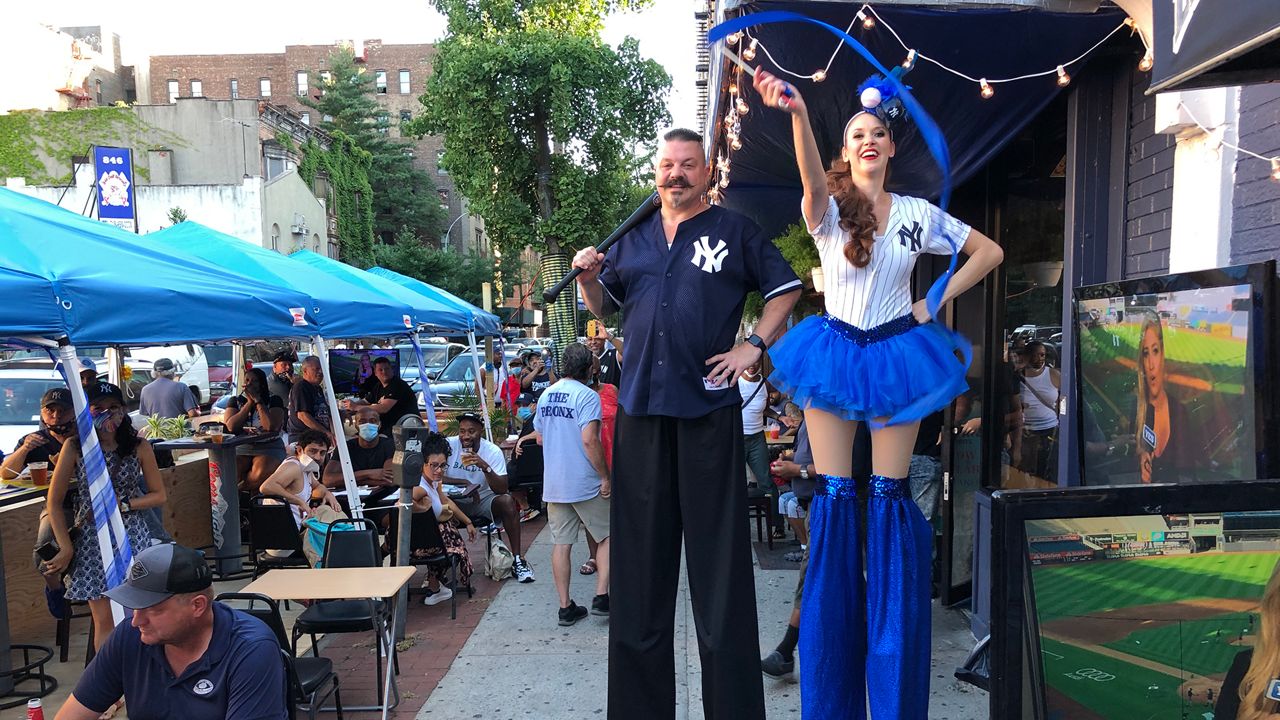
[138,358,198,419]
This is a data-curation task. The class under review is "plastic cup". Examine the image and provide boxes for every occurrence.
[210,431,224,444]
[769,427,780,441]
[28,462,48,486]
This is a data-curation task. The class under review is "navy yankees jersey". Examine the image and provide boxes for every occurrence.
[599,205,801,419]
[805,194,970,328]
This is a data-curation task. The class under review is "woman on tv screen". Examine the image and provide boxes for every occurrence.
[1137,312,1195,483]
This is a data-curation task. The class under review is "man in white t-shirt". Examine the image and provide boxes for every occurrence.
[534,343,612,625]
[444,412,534,583]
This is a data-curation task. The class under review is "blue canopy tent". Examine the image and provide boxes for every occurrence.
[367,266,502,337]
[0,189,323,629]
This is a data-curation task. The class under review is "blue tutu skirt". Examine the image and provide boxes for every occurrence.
[769,313,969,425]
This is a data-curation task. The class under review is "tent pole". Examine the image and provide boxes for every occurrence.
[466,331,492,442]
[231,343,245,404]
[410,332,440,432]
[55,343,129,626]
[312,336,364,518]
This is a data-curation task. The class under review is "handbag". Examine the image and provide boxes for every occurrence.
[486,536,515,581]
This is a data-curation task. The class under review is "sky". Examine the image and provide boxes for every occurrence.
[18,0,700,129]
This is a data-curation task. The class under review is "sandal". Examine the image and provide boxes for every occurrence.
[579,559,597,576]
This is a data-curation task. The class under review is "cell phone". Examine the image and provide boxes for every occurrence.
[36,541,59,562]
[587,319,600,338]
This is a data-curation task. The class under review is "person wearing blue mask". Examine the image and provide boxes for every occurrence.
[508,393,544,523]
[322,406,397,521]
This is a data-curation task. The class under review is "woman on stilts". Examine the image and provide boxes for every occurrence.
[754,68,1004,719]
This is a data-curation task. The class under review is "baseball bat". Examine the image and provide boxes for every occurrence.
[543,191,661,303]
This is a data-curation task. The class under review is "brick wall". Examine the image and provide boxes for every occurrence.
[1230,84,1280,266]
[149,41,461,238]
[1124,68,1175,278]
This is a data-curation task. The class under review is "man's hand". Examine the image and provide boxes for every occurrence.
[960,418,981,436]
[21,433,49,452]
[600,477,612,498]
[770,459,803,479]
[705,343,763,388]
[380,467,395,484]
[572,247,605,284]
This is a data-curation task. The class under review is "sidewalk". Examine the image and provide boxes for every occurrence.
[416,524,989,719]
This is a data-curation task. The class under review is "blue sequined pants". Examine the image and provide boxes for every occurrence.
[799,474,933,719]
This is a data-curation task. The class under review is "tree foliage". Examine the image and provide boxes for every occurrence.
[743,223,822,321]
[302,49,446,244]
[370,227,495,308]
[409,0,671,255]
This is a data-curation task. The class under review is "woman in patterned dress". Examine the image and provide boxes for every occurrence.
[44,382,167,650]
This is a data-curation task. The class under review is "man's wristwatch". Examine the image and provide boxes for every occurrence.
[745,334,768,354]
[799,466,810,481]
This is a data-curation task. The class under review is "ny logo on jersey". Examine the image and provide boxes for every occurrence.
[898,221,923,251]
[691,236,729,273]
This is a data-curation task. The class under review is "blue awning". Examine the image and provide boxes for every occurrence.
[0,189,316,345]
[149,222,423,339]
[367,266,502,336]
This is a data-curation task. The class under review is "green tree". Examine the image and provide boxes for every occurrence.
[371,226,494,308]
[410,0,670,360]
[302,49,446,244]
[743,223,821,321]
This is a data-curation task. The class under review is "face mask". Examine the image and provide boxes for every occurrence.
[46,420,75,436]
[358,423,380,442]
[516,407,533,421]
[92,409,120,433]
[299,455,319,472]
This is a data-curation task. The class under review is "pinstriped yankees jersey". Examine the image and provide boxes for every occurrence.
[804,194,970,329]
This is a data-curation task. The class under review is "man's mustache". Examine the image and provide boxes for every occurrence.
[661,178,691,188]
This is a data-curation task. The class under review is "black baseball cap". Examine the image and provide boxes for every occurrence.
[41,387,73,408]
[105,543,213,609]
[456,411,485,426]
[273,349,298,363]
[87,381,124,404]
[516,392,535,406]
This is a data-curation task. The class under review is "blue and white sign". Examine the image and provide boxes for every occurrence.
[93,146,137,232]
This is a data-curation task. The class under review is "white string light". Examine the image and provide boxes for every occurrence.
[1179,101,1280,183]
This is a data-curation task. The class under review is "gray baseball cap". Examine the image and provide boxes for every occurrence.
[153,358,176,375]
[105,543,213,609]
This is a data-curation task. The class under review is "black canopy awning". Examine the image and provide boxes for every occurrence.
[1148,0,1280,93]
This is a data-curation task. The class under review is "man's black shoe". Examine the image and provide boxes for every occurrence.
[558,601,589,626]
[591,593,610,616]
[761,650,795,678]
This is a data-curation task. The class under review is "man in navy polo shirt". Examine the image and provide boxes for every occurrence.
[56,543,287,720]
[574,127,802,720]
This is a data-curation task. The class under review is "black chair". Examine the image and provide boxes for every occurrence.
[290,517,399,708]
[746,492,775,551]
[392,512,472,620]
[248,495,311,579]
[55,599,95,665]
[215,592,343,720]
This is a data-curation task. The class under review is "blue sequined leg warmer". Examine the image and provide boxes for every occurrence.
[800,475,867,720]
[865,475,933,719]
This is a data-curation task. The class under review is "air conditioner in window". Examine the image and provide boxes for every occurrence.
[290,223,307,235]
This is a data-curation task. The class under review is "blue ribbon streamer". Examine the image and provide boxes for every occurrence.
[710,11,973,424]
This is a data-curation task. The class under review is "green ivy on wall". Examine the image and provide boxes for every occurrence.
[0,107,184,185]
[297,131,375,264]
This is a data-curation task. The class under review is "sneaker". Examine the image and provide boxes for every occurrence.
[44,585,68,620]
[519,508,540,523]
[513,555,535,583]
[591,593,610,616]
[479,523,500,536]
[558,601,589,626]
[422,586,454,607]
[783,550,805,563]
[761,650,795,678]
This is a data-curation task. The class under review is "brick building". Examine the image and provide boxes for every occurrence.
[146,40,487,254]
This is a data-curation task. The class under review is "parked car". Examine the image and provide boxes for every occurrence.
[426,351,488,411]
[397,342,466,392]
[0,369,68,454]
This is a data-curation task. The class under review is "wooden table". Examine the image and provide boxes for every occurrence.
[154,433,281,574]
[766,434,796,447]
[243,566,415,719]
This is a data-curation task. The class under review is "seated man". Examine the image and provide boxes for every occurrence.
[54,543,288,720]
[345,356,419,437]
[322,406,397,521]
[446,412,534,583]
[3,388,78,618]
[260,430,342,530]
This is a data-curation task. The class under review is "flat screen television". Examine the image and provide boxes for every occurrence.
[1074,262,1276,485]
[327,348,398,394]
[989,482,1280,720]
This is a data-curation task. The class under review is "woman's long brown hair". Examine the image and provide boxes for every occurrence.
[826,113,889,268]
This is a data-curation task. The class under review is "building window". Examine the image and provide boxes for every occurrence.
[167,79,179,103]
[296,71,308,96]
[377,112,389,134]
[438,189,449,208]
[399,109,412,123]
[301,112,311,125]
[259,77,272,97]
[323,114,333,123]
[399,69,410,94]
[190,79,203,97]
[375,70,387,94]
[436,148,447,175]
[270,223,281,250]
[94,79,103,105]
[230,78,239,98]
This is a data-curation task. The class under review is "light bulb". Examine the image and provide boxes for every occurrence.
[1056,65,1071,87]
[728,81,738,96]
[743,38,757,62]
[811,69,827,82]
[979,79,994,99]
[736,97,749,115]
[858,11,875,29]
[731,136,743,151]
[1271,158,1280,183]
[719,172,730,188]
[727,31,742,46]
[1123,17,1136,29]
[722,156,730,172]
[902,50,917,70]
[1139,52,1153,72]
